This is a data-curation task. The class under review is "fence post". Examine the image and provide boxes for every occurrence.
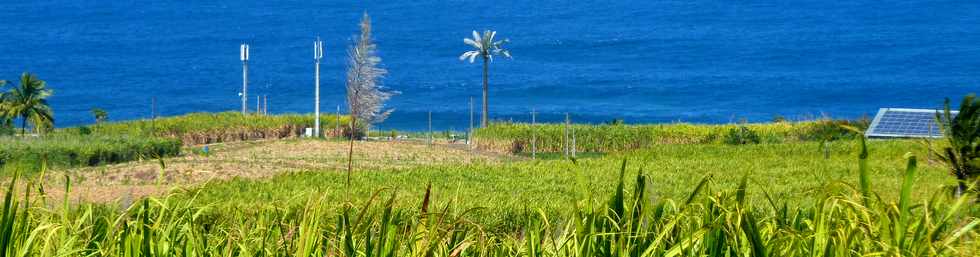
[428,111,433,147]
[335,105,340,138]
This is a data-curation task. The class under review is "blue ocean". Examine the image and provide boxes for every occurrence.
[1,1,978,131]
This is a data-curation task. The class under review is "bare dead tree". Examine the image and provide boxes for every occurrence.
[345,12,396,186]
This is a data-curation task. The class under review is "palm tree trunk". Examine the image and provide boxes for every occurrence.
[20,116,26,136]
[482,56,489,128]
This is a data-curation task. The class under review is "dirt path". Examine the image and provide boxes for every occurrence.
[39,139,505,204]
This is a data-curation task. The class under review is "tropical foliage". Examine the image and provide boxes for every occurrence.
[933,94,980,195]
[0,72,54,135]
[460,30,511,128]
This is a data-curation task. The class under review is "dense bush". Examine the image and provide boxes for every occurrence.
[723,125,761,145]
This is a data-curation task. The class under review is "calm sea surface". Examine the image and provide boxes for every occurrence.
[1,1,978,130]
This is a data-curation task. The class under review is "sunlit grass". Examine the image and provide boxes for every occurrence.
[181,139,953,230]
[0,138,976,256]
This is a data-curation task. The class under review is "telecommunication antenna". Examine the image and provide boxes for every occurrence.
[240,42,250,114]
[314,37,324,137]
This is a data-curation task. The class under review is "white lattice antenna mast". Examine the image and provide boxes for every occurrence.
[314,37,324,137]
[240,42,250,114]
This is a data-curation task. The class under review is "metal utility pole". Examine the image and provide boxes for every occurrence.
[531,108,537,159]
[240,43,249,114]
[256,95,261,115]
[263,95,268,115]
[314,37,324,137]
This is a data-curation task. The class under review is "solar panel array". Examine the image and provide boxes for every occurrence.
[866,108,957,138]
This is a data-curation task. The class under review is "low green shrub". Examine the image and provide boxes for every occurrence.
[723,125,761,145]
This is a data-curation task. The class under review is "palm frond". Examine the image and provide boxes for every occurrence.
[471,30,481,44]
[463,38,482,49]
[459,51,479,63]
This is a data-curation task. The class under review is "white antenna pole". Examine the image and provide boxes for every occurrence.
[314,37,323,137]
[240,43,249,114]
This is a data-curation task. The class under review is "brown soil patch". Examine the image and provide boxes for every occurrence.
[36,139,508,204]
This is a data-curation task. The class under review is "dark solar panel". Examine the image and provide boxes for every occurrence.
[867,108,956,138]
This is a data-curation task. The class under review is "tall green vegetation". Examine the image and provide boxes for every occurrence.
[0,72,54,135]
[0,135,180,169]
[934,94,980,195]
[90,112,352,144]
[0,112,346,170]
[0,143,977,256]
[346,12,395,184]
[460,30,511,128]
[474,121,867,153]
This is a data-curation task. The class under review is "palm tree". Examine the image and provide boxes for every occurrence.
[460,30,511,128]
[933,94,980,196]
[0,73,54,135]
